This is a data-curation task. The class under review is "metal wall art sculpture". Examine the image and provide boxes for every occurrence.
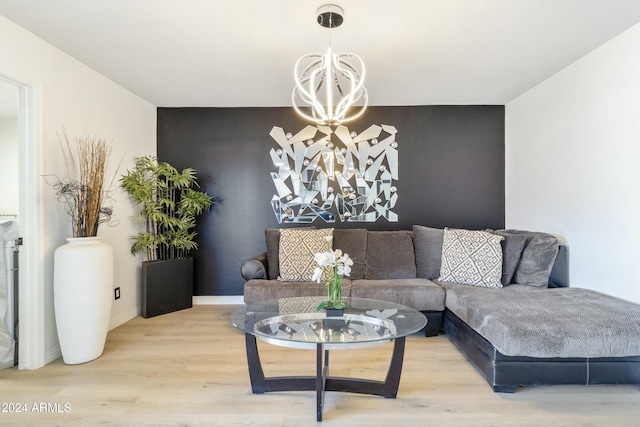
[269,124,398,223]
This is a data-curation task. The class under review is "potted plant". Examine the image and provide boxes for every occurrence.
[120,156,213,318]
[47,130,117,364]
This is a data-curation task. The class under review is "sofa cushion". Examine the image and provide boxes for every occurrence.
[332,228,367,280]
[244,278,352,304]
[278,228,333,281]
[265,228,281,280]
[491,230,527,285]
[438,228,504,288]
[504,230,560,287]
[365,230,417,280]
[413,225,444,280]
[351,278,445,311]
[441,282,640,358]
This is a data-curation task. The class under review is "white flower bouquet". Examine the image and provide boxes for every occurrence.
[312,236,354,311]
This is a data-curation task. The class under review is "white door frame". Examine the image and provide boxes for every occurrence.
[2,73,46,370]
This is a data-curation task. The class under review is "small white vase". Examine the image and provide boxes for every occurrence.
[54,237,113,364]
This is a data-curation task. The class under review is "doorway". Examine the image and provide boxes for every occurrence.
[0,79,18,369]
[0,74,45,370]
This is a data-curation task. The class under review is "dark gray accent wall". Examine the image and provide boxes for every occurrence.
[157,106,505,296]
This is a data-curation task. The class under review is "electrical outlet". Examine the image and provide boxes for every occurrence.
[114,287,121,300]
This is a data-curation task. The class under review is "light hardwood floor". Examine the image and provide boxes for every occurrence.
[1,305,639,427]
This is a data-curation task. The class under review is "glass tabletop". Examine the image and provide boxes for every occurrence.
[231,296,427,349]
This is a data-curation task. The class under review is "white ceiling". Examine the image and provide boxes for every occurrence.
[1,0,640,108]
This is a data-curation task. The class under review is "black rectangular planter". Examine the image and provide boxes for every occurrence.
[142,258,193,318]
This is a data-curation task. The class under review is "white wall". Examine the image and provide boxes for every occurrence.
[506,22,640,304]
[0,15,157,364]
[0,117,19,215]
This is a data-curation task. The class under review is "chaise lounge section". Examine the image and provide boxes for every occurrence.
[443,283,640,392]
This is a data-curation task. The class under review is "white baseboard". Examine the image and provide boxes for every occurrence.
[109,306,140,330]
[44,345,61,365]
[193,295,244,305]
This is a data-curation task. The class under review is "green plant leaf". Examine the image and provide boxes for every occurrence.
[316,301,331,311]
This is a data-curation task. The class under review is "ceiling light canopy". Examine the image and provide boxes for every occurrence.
[292,4,368,126]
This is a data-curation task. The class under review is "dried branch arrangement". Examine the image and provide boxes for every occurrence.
[46,130,116,237]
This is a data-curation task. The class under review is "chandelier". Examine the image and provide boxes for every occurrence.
[292,4,368,126]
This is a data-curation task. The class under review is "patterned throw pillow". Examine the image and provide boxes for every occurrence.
[438,228,504,288]
[278,228,334,281]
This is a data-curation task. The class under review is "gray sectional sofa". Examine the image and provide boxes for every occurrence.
[242,228,446,336]
[240,226,640,392]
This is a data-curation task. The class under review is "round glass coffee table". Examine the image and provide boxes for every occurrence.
[231,296,427,421]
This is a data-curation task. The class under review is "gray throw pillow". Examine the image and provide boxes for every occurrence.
[491,230,527,285]
[365,231,417,280]
[332,228,368,280]
[412,225,444,280]
[504,229,560,287]
[265,228,281,280]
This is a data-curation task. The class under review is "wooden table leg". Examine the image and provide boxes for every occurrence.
[244,333,316,393]
[323,337,406,397]
[316,344,325,421]
[244,334,406,421]
[245,333,267,394]
[382,336,405,398]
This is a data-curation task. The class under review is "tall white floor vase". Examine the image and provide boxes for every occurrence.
[54,237,113,364]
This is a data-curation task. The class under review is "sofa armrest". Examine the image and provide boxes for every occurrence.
[241,253,268,280]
